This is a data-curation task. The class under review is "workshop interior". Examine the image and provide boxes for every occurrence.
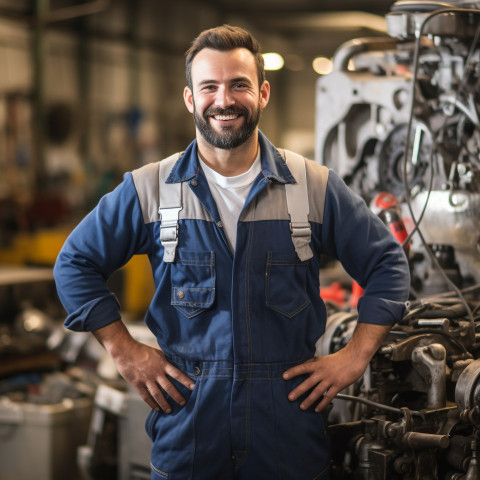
[1,0,480,479]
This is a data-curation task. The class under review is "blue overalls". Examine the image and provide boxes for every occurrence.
[54,131,410,480]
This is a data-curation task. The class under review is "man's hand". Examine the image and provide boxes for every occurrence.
[283,323,391,412]
[93,320,195,413]
[282,349,366,412]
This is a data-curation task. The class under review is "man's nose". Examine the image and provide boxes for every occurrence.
[215,86,234,108]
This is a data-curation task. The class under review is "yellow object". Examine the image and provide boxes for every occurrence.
[0,228,155,317]
[122,254,155,316]
[0,229,69,266]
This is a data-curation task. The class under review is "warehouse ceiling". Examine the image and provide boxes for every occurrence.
[208,0,391,15]
[205,0,395,60]
[0,0,396,62]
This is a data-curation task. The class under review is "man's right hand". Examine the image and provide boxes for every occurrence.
[93,320,195,413]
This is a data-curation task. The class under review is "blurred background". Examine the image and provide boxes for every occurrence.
[0,0,391,246]
[2,1,480,479]
[0,3,393,479]
[0,0,393,355]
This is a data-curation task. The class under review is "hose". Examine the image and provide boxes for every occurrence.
[335,393,424,417]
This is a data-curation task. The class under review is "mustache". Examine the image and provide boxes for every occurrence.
[204,106,248,117]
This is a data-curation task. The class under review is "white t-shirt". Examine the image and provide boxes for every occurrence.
[199,151,261,252]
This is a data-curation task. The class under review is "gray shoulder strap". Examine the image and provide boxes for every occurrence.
[158,153,183,263]
[158,149,313,263]
[281,149,314,262]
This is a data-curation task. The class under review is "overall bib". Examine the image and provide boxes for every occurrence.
[141,143,331,479]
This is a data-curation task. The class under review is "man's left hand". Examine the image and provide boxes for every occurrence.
[282,322,391,412]
[282,349,366,413]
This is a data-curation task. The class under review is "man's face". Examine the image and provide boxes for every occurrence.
[184,48,270,150]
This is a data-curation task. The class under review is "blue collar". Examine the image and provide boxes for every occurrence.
[165,130,295,185]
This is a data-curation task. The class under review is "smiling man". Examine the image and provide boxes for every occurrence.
[54,25,410,480]
[185,46,268,172]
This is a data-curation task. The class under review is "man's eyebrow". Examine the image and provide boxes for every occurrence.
[230,77,252,84]
[198,79,219,86]
[197,77,253,86]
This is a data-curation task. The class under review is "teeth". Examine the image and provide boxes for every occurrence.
[214,114,237,120]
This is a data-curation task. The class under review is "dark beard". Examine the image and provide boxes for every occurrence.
[193,104,260,150]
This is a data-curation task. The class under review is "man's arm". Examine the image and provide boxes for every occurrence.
[93,320,195,413]
[283,168,409,413]
[53,174,195,412]
[283,322,391,412]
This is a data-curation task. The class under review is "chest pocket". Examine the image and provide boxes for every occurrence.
[265,251,311,318]
[171,251,216,318]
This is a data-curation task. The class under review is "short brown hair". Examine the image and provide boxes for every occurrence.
[185,25,265,90]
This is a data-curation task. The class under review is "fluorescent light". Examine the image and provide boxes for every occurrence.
[263,52,284,71]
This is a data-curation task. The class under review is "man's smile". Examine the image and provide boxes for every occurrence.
[212,113,240,121]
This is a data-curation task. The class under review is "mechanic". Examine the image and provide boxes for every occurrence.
[54,24,410,480]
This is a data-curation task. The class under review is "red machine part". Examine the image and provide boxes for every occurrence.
[350,192,410,308]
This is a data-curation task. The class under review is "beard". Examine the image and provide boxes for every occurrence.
[193,101,261,150]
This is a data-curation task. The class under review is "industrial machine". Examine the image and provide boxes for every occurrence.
[315,1,480,478]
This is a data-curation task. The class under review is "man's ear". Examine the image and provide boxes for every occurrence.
[259,80,270,110]
[184,87,194,113]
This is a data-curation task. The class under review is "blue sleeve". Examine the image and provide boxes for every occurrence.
[321,170,410,325]
[53,173,152,332]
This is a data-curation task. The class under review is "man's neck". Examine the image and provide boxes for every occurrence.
[196,131,259,177]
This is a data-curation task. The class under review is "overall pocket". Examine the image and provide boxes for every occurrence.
[273,376,331,479]
[147,378,200,479]
[145,408,159,440]
[265,251,311,318]
[145,378,195,440]
[171,251,216,318]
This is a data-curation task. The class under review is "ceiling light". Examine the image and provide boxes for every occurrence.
[312,56,333,75]
[263,52,284,71]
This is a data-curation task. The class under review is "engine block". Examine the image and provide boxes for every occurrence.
[315,2,480,478]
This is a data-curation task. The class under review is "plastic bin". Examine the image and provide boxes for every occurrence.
[0,397,92,480]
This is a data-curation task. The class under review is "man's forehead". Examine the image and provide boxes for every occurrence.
[191,48,257,80]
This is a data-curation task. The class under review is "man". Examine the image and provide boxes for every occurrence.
[54,25,410,480]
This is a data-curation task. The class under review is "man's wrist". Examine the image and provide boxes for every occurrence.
[92,318,133,358]
[345,323,391,363]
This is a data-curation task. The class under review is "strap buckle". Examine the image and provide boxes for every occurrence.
[159,206,182,262]
[289,222,313,262]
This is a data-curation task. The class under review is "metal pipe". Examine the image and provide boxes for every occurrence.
[401,431,450,449]
[335,393,424,417]
[332,37,400,72]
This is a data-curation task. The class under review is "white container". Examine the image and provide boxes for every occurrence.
[0,397,92,480]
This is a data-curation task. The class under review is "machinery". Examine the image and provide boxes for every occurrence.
[315,1,480,478]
